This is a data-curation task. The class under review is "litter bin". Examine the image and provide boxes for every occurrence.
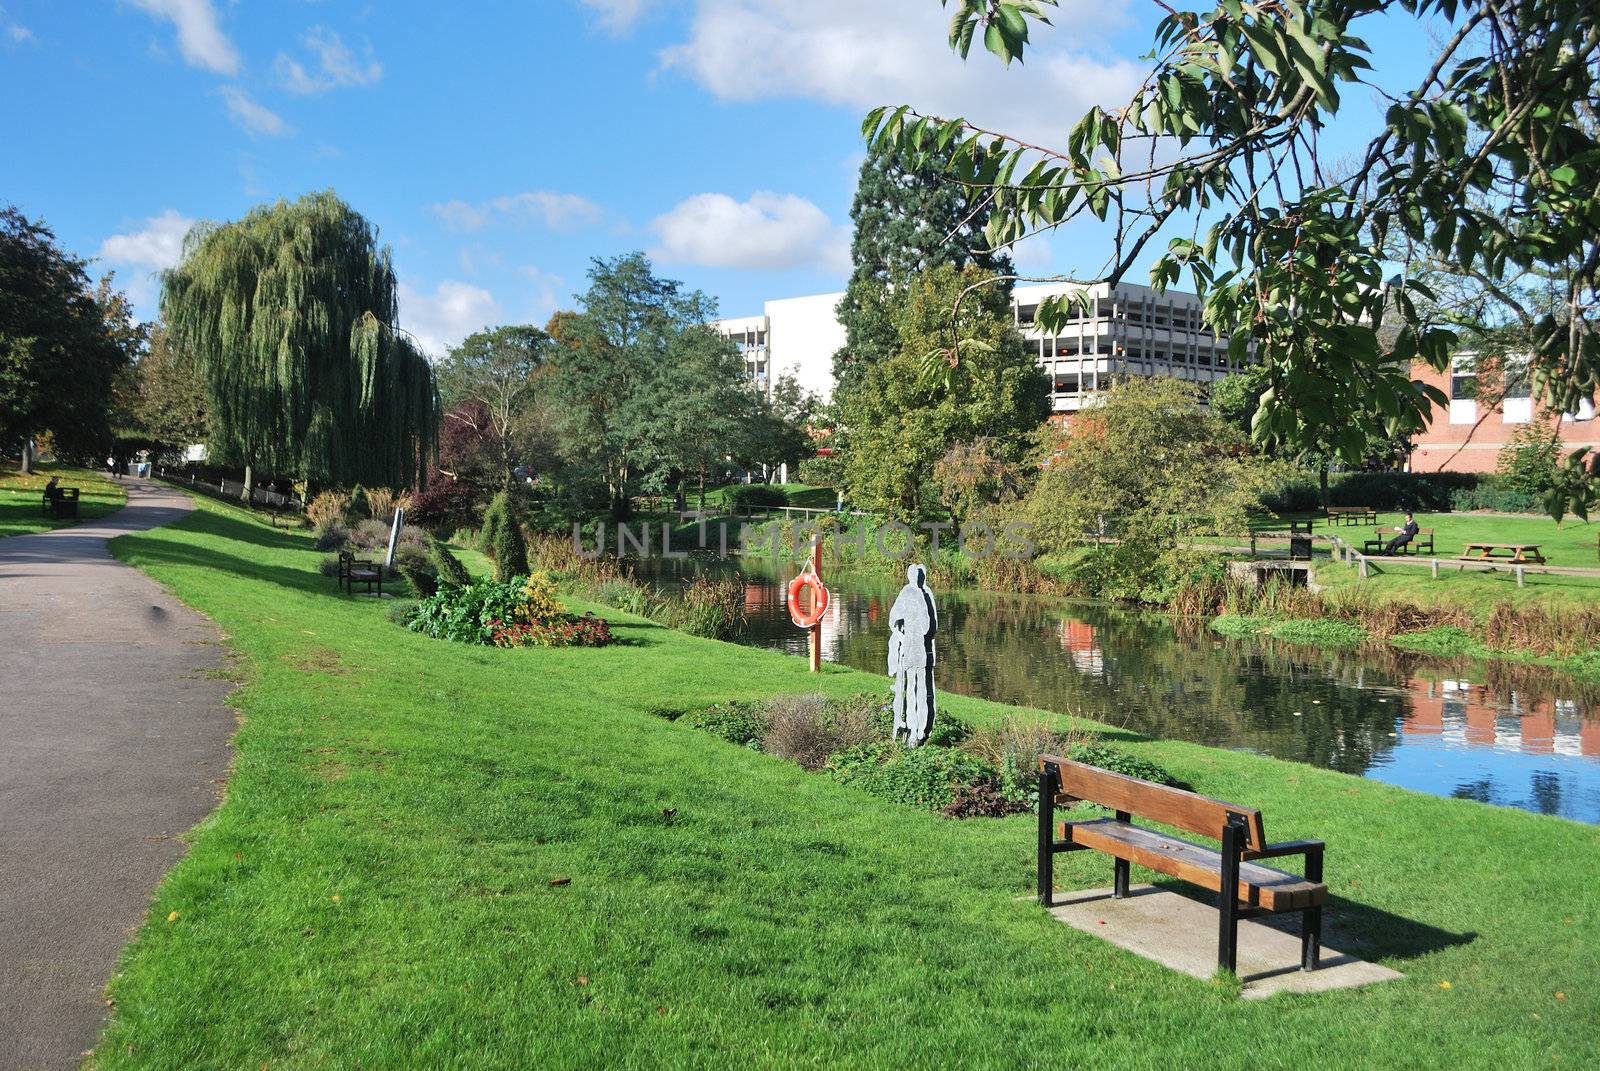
[1289,521,1312,562]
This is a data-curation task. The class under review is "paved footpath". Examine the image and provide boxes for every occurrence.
[0,479,235,1070]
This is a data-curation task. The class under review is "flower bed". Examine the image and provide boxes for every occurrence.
[662,694,1181,818]
[405,572,615,649]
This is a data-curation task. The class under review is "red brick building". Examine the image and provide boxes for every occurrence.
[1407,356,1599,473]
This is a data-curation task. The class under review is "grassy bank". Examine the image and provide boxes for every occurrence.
[0,463,127,537]
[95,494,1598,1068]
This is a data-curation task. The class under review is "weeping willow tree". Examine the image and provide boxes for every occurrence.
[161,191,437,495]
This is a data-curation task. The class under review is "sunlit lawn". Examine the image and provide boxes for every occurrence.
[88,493,1599,1068]
[0,462,127,537]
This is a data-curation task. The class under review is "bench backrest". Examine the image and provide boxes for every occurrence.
[1040,756,1266,850]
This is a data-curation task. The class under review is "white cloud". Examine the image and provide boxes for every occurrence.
[518,266,567,320]
[98,209,196,271]
[1005,233,1055,273]
[219,86,292,138]
[429,192,604,233]
[399,280,501,357]
[127,0,239,75]
[649,191,849,273]
[274,26,382,94]
[580,0,654,33]
[659,0,1141,145]
[1,5,34,43]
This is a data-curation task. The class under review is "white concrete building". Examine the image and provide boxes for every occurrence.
[715,281,1233,412]
[714,292,844,403]
[1012,281,1235,414]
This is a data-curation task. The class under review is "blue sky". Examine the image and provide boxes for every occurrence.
[1,1,1435,356]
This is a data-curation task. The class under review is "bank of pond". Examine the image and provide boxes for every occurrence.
[627,559,1600,824]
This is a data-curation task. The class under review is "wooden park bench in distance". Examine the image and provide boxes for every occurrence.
[337,550,384,596]
[41,486,80,519]
[1037,756,1328,975]
[1324,505,1378,526]
[1364,526,1435,556]
[1458,542,1546,566]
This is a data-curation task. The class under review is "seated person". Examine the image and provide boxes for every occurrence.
[1385,512,1420,554]
[43,476,60,500]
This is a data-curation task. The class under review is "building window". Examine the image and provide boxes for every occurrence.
[1450,356,1478,400]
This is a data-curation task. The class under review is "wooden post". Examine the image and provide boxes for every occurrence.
[1431,559,1439,579]
[1359,556,1368,579]
[808,538,822,673]
[1516,565,1525,588]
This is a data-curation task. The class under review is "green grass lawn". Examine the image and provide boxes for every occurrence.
[93,494,1598,1068]
[0,463,127,537]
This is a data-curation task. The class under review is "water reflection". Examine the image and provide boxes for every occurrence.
[636,559,1600,823]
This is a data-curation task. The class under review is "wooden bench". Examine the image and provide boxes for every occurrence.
[1364,527,1434,556]
[41,487,80,519]
[338,551,384,596]
[1324,505,1377,526]
[1037,756,1327,975]
[1458,542,1545,566]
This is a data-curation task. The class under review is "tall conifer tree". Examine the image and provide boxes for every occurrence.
[833,144,1013,397]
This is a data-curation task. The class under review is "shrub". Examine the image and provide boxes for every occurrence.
[385,600,417,626]
[1328,470,1476,512]
[660,575,745,639]
[591,577,661,618]
[365,487,398,522]
[725,484,788,510]
[481,492,529,581]
[1067,744,1184,788]
[962,716,1076,803]
[313,521,350,552]
[405,574,612,648]
[429,536,473,588]
[399,561,438,597]
[679,701,767,747]
[867,704,971,747]
[824,741,997,810]
[521,571,565,622]
[347,484,371,521]
[1496,422,1564,497]
[760,693,878,771]
[941,781,1029,818]
[488,613,613,648]
[306,490,349,530]
[350,518,394,551]
[1449,482,1540,513]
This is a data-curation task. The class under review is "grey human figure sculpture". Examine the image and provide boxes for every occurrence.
[887,563,938,747]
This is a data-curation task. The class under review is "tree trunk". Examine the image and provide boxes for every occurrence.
[1318,463,1329,509]
[20,439,33,475]
[697,468,706,513]
[241,463,254,503]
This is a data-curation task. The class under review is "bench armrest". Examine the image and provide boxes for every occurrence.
[1242,839,1324,861]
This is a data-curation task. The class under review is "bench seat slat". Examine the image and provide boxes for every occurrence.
[1065,818,1327,912]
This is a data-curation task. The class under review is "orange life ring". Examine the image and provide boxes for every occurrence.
[787,564,829,629]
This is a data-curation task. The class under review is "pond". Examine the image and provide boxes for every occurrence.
[637,559,1600,824]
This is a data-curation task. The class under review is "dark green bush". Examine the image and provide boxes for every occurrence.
[481,492,529,581]
[405,577,529,644]
[1449,480,1541,513]
[823,741,996,810]
[679,701,767,747]
[429,535,473,587]
[726,484,788,510]
[1328,471,1477,512]
[1067,744,1185,788]
[346,484,371,521]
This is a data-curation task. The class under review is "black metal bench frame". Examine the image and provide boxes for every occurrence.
[1037,757,1327,976]
[338,551,384,596]
[41,487,80,519]
[1364,527,1434,556]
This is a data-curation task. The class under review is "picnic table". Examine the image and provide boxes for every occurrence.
[1324,505,1378,526]
[1458,542,1546,565]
